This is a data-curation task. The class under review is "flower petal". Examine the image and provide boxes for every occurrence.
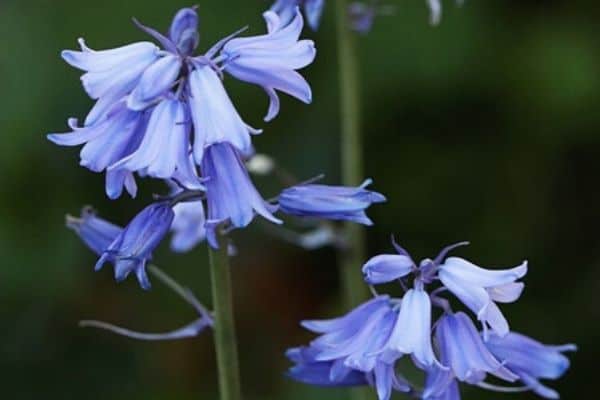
[188,66,254,162]
[362,254,414,284]
[128,55,182,110]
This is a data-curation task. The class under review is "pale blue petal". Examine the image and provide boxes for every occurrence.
[62,39,159,72]
[440,257,528,288]
[128,55,182,110]
[188,67,254,162]
[362,254,413,284]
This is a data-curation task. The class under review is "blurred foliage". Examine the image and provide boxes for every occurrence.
[0,0,598,399]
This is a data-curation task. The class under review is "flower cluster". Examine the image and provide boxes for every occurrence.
[287,240,575,399]
[48,3,576,399]
[49,6,314,198]
[50,6,387,289]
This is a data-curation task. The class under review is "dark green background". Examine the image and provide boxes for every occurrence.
[0,0,596,398]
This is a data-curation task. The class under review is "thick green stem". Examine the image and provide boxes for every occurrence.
[209,242,242,400]
[335,2,371,400]
[334,0,369,313]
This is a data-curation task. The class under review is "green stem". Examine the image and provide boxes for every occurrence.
[209,242,242,400]
[335,2,371,400]
[334,0,369,313]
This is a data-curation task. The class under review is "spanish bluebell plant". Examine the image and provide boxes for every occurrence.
[48,5,391,400]
[46,3,529,400]
[287,239,575,399]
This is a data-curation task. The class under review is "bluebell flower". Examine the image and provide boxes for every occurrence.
[379,288,439,368]
[48,103,144,199]
[170,200,207,253]
[438,257,528,337]
[49,6,315,197]
[423,339,458,399]
[362,239,415,284]
[286,346,369,387]
[66,207,123,255]
[96,202,174,290]
[278,179,386,225]
[201,142,281,248]
[109,98,199,186]
[288,241,575,400]
[271,0,325,31]
[485,332,576,399]
[61,39,162,108]
[222,10,315,122]
[304,297,395,371]
[187,61,261,162]
[435,312,518,384]
[288,348,410,399]
[288,296,412,399]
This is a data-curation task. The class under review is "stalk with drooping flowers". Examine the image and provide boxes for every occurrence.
[48,5,387,400]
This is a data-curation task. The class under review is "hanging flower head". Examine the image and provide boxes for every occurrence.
[287,239,575,399]
[48,7,315,198]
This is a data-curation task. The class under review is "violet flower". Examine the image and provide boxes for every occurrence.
[201,142,281,248]
[485,331,577,399]
[96,202,174,290]
[435,312,518,384]
[278,179,386,225]
[287,240,573,400]
[222,10,316,122]
[66,207,123,255]
[438,256,528,337]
